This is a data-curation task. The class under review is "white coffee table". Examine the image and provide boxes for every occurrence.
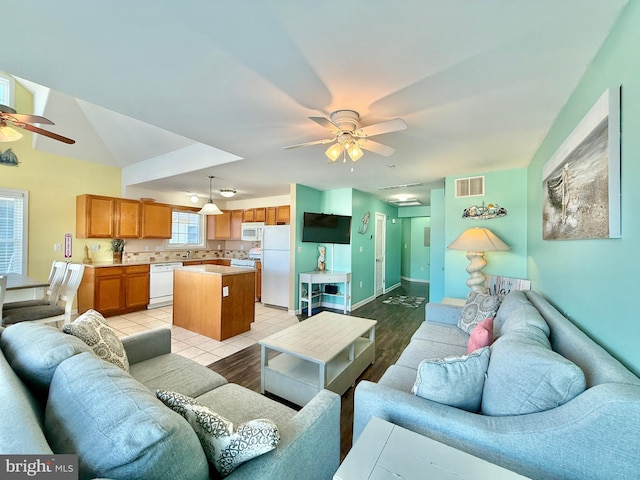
[335,417,529,480]
[259,311,376,406]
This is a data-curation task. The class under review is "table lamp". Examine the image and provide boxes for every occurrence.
[448,227,510,294]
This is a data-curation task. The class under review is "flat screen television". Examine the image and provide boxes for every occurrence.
[302,212,352,245]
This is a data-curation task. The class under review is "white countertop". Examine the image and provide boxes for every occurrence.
[176,264,256,276]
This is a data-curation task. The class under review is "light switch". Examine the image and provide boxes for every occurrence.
[223,286,229,297]
[54,243,62,251]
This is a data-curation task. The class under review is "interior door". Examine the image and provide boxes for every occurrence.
[374,212,386,297]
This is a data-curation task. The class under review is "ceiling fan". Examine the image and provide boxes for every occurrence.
[0,104,76,144]
[284,109,406,162]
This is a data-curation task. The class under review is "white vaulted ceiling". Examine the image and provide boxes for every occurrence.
[0,0,629,205]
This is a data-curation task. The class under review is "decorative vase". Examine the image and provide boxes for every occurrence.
[113,251,123,263]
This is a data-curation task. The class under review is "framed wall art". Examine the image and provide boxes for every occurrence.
[542,86,621,240]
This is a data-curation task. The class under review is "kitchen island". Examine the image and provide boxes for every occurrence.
[172,264,256,341]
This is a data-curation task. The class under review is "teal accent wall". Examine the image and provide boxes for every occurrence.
[429,189,445,302]
[443,168,528,299]
[293,185,401,311]
[526,1,640,374]
[401,217,430,282]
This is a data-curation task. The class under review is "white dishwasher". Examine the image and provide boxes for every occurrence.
[148,262,183,308]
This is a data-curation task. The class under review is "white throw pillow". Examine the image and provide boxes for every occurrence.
[411,347,490,412]
[156,389,280,477]
[62,309,129,371]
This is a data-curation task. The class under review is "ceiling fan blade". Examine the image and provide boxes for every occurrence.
[359,138,395,157]
[357,118,407,137]
[3,113,55,125]
[284,137,335,149]
[0,104,17,114]
[309,116,341,132]
[19,123,76,144]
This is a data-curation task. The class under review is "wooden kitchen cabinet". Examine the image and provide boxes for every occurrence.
[141,202,172,238]
[254,207,266,222]
[115,198,142,238]
[231,210,243,239]
[266,205,290,225]
[78,264,150,317]
[243,209,254,222]
[207,210,231,239]
[76,194,116,238]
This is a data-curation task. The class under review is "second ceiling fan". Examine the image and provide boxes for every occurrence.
[284,109,406,162]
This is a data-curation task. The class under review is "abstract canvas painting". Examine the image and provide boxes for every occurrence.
[542,87,621,240]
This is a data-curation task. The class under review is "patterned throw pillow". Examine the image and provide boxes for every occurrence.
[62,309,129,372]
[156,389,280,477]
[411,347,490,412]
[458,292,501,334]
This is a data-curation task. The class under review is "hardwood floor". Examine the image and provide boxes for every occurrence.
[208,280,429,462]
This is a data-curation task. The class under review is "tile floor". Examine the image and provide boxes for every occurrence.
[103,303,299,366]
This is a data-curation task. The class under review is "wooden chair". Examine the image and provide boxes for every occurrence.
[2,261,69,311]
[2,263,85,327]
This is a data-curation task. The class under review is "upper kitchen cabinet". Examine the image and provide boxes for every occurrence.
[141,201,172,238]
[207,209,243,240]
[76,194,116,238]
[115,198,142,238]
[243,208,266,223]
[266,205,291,225]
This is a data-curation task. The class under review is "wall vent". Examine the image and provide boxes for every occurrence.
[455,176,484,198]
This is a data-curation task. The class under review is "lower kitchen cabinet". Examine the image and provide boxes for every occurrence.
[78,264,150,317]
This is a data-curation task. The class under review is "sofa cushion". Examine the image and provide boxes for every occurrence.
[129,353,228,398]
[63,309,129,371]
[468,317,494,353]
[0,348,54,454]
[2,304,65,325]
[458,292,500,334]
[378,364,420,392]
[45,352,209,480]
[0,322,91,395]
[481,335,587,416]
[411,347,490,412]
[157,389,280,477]
[411,321,469,348]
[396,339,468,369]
[493,290,550,341]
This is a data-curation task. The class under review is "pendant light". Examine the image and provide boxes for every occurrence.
[198,176,223,215]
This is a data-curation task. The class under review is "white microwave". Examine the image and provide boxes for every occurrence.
[241,222,264,241]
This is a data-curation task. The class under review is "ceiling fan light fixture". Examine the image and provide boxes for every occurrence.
[347,142,363,161]
[325,143,343,162]
[0,125,23,142]
[220,189,236,198]
[198,175,223,215]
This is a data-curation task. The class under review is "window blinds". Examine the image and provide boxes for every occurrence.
[0,189,27,274]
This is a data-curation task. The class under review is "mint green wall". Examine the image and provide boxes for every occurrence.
[444,168,528,299]
[293,185,401,311]
[526,1,640,375]
[402,217,430,282]
[429,189,446,301]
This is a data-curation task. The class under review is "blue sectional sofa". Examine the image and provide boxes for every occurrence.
[0,322,340,480]
[353,290,640,479]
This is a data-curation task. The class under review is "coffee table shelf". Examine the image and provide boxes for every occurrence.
[259,312,376,406]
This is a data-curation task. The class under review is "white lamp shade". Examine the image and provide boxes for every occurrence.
[198,201,223,215]
[220,189,236,198]
[0,125,23,142]
[346,142,363,161]
[325,143,343,162]
[448,227,510,252]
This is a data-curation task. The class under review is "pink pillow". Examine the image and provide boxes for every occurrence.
[468,317,494,353]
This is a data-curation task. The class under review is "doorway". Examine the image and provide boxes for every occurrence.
[374,212,386,297]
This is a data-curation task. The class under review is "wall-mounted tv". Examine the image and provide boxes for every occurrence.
[302,212,352,245]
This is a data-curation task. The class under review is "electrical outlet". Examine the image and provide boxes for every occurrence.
[144,245,150,252]
[359,281,363,288]
[92,244,100,252]
[53,243,62,251]
[359,246,363,252]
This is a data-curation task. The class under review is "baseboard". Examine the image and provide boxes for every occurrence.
[400,276,430,284]
[384,282,402,293]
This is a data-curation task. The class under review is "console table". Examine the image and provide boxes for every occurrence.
[299,270,351,317]
[335,417,528,480]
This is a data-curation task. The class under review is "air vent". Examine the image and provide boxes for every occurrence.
[455,176,484,198]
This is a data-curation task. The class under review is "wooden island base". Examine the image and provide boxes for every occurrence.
[172,265,256,341]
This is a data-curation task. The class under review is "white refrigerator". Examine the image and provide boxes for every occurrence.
[261,225,290,308]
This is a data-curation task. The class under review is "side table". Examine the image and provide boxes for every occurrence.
[334,417,528,480]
